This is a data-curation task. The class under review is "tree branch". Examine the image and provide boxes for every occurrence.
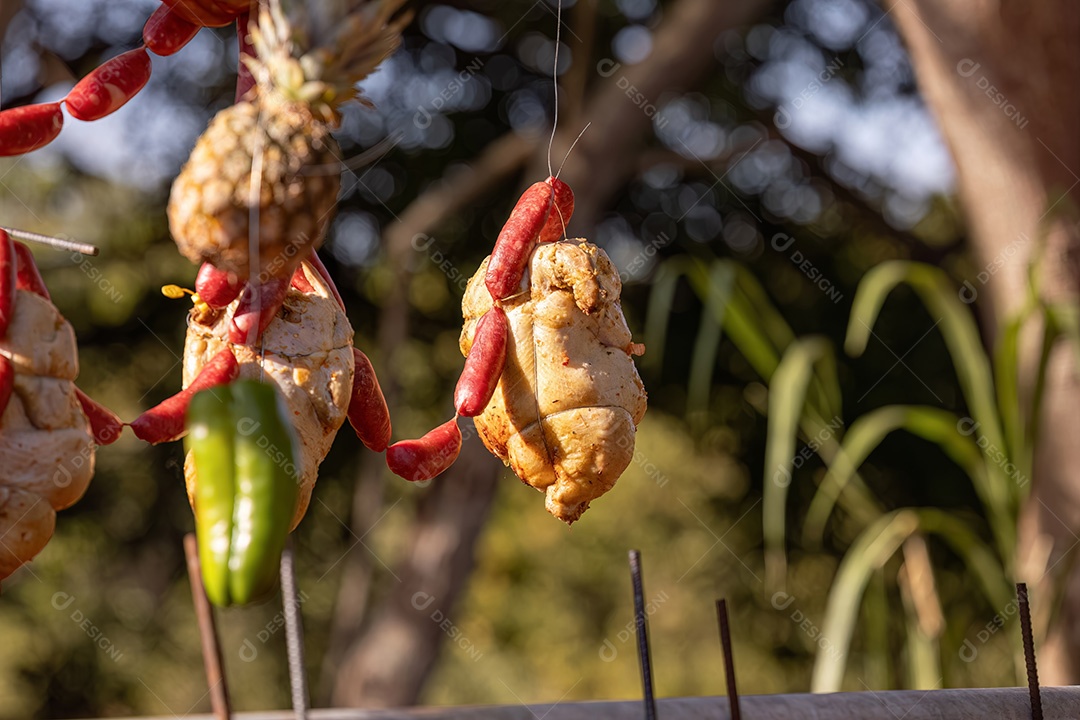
[546,0,777,232]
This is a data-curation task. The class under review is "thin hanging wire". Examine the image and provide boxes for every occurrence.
[546,0,563,180]
[555,123,590,180]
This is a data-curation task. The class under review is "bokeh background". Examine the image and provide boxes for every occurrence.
[1,0,1078,716]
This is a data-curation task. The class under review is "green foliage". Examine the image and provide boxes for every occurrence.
[647,253,1066,692]
[426,413,759,705]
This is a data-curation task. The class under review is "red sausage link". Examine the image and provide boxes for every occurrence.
[235,12,256,101]
[13,242,49,299]
[0,356,13,418]
[75,388,123,445]
[195,262,243,308]
[348,348,392,452]
[65,48,152,122]
[158,0,237,27]
[0,230,14,338]
[228,276,291,345]
[454,307,507,417]
[290,265,315,294]
[484,181,553,301]
[129,347,238,444]
[143,5,200,56]
[386,418,463,482]
[0,102,63,157]
[537,177,575,243]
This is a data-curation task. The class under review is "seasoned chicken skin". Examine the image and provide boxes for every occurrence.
[0,290,95,580]
[461,240,647,523]
[182,262,354,529]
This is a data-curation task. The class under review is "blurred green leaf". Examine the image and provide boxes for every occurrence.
[686,263,733,433]
[844,261,1016,556]
[802,406,998,553]
[813,510,920,692]
[845,262,1003,457]
[764,336,838,592]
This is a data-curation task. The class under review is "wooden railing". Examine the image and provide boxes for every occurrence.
[88,686,1080,720]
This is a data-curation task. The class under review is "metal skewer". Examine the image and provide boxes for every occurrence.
[716,599,742,720]
[1016,583,1042,720]
[1,226,99,255]
[183,534,232,720]
[281,538,310,720]
[628,550,657,720]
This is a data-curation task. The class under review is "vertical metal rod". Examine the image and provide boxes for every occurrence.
[628,550,657,720]
[1016,583,1042,720]
[281,538,309,720]
[183,534,232,720]
[716,600,741,720]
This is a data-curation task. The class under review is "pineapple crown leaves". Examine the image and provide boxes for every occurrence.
[246,0,411,125]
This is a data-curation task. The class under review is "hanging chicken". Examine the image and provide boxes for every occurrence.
[386,177,649,523]
[125,0,406,605]
[0,232,122,582]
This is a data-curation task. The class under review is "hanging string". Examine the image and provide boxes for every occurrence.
[546,0,563,180]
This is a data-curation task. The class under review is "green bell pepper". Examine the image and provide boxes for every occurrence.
[185,379,300,607]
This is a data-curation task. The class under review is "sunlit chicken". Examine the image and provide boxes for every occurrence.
[0,288,95,580]
[461,240,647,523]
[182,261,354,529]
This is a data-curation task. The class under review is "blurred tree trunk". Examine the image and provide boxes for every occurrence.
[888,0,1080,683]
[547,0,775,232]
[330,433,501,707]
[319,133,533,706]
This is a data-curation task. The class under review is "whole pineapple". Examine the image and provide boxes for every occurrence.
[168,0,409,281]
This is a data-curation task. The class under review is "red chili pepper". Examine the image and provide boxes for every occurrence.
[228,276,291,345]
[235,11,256,101]
[75,388,124,446]
[306,251,346,311]
[65,48,152,122]
[0,230,15,338]
[348,349,392,452]
[0,356,13,418]
[160,0,237,27]
[290,265,315,294]
[0,103,64,156]
[195,263,243,308]
[12,242,49,299]
[143,5,200,56]
[129,347,239,444]
[386,418,463,482]
[485,182,554,301]
[454,307,508,417]
[537,177,575,243]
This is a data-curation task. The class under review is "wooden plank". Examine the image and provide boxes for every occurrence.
[90,686,1080,720]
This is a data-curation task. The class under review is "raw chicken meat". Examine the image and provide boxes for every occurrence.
[0,289,95,579]
[461,240,647,523]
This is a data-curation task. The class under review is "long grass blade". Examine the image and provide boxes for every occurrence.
[898,546,942,690]
[863,568,890,689]
[642,257,698,373]
[812,510,920,692]
[732,263,797,353]
[843,261,1014,554]
[914,508,1012,611]
[686,263,734,432]
[844,262,1002,449]
[763,336,837,592]
[1029,303,1068,470]
[993,306,1032,469]
[802,405,1006,557]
